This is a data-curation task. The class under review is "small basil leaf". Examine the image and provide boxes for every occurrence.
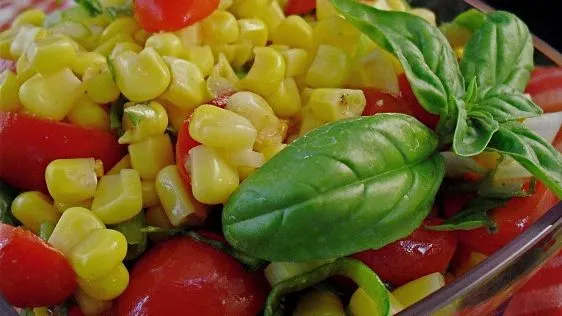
[453,107,499,156]
[451,9,486,31]
[0,181,18,225]
[464,77,478,104]
[487,122,562,198]
[460,11,533,92]
[111,212,147,261]
[329,0,464,116]
[471,85,543,122]
[223,114,445,261]
[74,0,104,16]
[427,198,505,231]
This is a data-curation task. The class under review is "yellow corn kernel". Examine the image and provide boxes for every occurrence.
[280,48,308,78]
[69,228,127,280]
[53,200,93,214]
[189,104,257,149]
[0,37,14,59]
[67,96,110,130]
[226,91,277,130]
[119,101,169,144]
[233,42,254,68]
[32,307,49,316]
[260,143,287,161]
[113,47,171,102]
[49,20,93,49]
[107,155,131,176]
[298,106,326,136]
[266,77,302,118]
[189,145,239,204]
[205,53,239,99]
[155,165,207,226]
[13,9,45,28]
[0,71,21,112]
[237,166,255,180]
[392,272,445,308]
[230,0,268,18]
[161,100,191,132]
[260,2,285,39]
[349,288,404,316]
[201,10,240,44]
[48,207,106,255]
[146,205,173,228]
[316,0,338,20]
[306,45,349,88]
[219,148,265,168]
[294,290,345,316]
[388,0,409,11]
[78,263,129,301]
[19,68,83,121]
[241,47,285,96]
[94,33,133,56]
[15,50,36,82]
[473,152,502,169]
[209,43,235,64]
[99,17,141,44]
[313,17,361,56]
[10,26,43,58]
[83,65,120,105]
[11,191,60,234]
[145,33,183,57]
[46,158,101,204]
[133,29,150,46]
[175,23,201,47]
[236,19,268,47]
[74,289,112,316]
[219,0,234,9]
[27,36,77,74]
[110,41,143,59]
[307,88,366,122]
[185,45,214,77]
[453,251,488,277]
[272,16,313,50]
[409,8,437,26]
[161,57,206,111]
[91,169,143,224]
[71,52,106,78]
[128,134,175,180]
[347,47,400,94]
[141,180,160,208]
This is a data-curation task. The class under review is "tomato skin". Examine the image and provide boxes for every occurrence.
[0,112,125,192]
[175,118,201,187]
[0,223,77,308]
[134,0,219,32]
[285,0,316,15]
[116,236,267,316]
[397,74,440,129]
[352,219,458,287]
[525,66,562,113]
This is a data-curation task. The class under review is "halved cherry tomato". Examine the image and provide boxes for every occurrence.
[0,223,77,308]
[175,118,201,187]
[0,112,125,192]
[352,218,458,287]
[525,66,562,113]
[116,235,267,316]
[285,0,316,15]
[134,0,220,32]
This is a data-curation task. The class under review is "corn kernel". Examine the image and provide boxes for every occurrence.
[119,101,169,144]
[230,0,269,18]
[91,169,143,224]
[219,148,265,168]
[11,191,60,234]
[189,104,257,149]
[133,29,150,45]
[189,145,239,204]
[226,91,277,130]
[219,0,234,9]
[306,45,349,88]
[32,307,49,316]
[237,166,256,180]
[206,53,239,99]
[110,41,143,59]
[316,0,339,20]
[67,96,110,130]
[141,180,160,208]
[307,88,366,122]
[99,17,140,44]
[349,288,404,316]
[313,17,361,56]
[48,207,106,255]
[83,65,120,105]
[236,19,268,47]
[240,47,285,96]
[161,57,206,111]
[145,33,183,57]
[128,134,175,180]
[298,106,326,136]
[0,36,14,59]
[259,1,285,39]
[113,47,171,102]
[0,71,21,112]
[347,47,400,94]
[78,263,129,301]
[266,77,301,118]
[95,33,133,56]
[272,16,313,50]
[294,290,345,316]
[392,272,445,308]
[27,36,77,74]
[106,155,131,176]
[389,0,409,11]
[201,10,240,45]
[74,289,112,316]
[260,143,287,161]
[175,23,201,47]
[53,200,93,213]
[185,45,214,77]
[10,26,43,58]
[19,68,83,121]
[210,43,236,65]
[15,50,36,82]
[280,48,308,78]
[231,42,254,68]
[145,205,173,228]
[46,158,100,204]
[71,52,106,77]
[409,8,437,26]
[155,165,207,226]
[161,100,191,132]
[49,20,93,49]
[13,9,45,28]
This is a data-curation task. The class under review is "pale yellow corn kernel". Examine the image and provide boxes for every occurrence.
[236,19,268,47]
[210,43,237,64]
[347,47,399,95]
[71,52,106,77]
[189,104,257,149]
[46,158,100,204]
[32,307,49,316]
[201,10,240,45]
[110,41,143,59]
[161,100,191,132]
[13,9,45,28]
[218,148,265,168]
[0,71,22,112]
[48,207,106,255]
[53,200,93,214]
[99,17,141,44]
[189,145,239,204]
[133,29,151,46]
[308,88,366,122]
[206,53,239,98]
[67,96,110,130]
[185,45,214,77]
[293,290,345,316]
[74,289,112,316]
[19,68,83,121]
[349,288,404,316]
[11,191,60,234]
[162,57,206,111]
[113,47,171,102]
[226,91,276,129]
[260,143,287,161]
[301,87,315,106]
[155,165,207,226]
[388,0,409,11]
[313,17,361,56]
[107,155,131,176]
[409,8,437,26]
[15,50,36,82]
[26,36,77,74]
[256,119,287,151]
[269,44,289,52]
[259,1,285,39]
[10,26,43,58]
[306,45,349,88]
[272,16,313,50]
[238,166,256,180]
[392,273,445,308]
[230,0,269,18]
[266,77,301,118]
[145,33,183,57]
[298,106,326,136]
[83,65,120,104]
[119,101,169,144]
[128,134,175,180]
[91,169,143,224]
[241,47,285,96]
[0,37,13,59]
[95,33,134,56]
[78,263,129,301]
[316,0,339,20]
[280,48,308,78]
[175,23,201,47]
[141,180,160,208]
[145,205,173,228]
[219,0,234,9]
[231,42,254,68]
[49,20,93,49]
[69,228,127,280]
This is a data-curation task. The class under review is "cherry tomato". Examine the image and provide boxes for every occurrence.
[116,235,267,316]
[0,223,77,308]
[525,66,562,113]
[457,182,559,255]
[352,218,458,287]
[0,112,125,192]
[397,74,440,129]
[285,0,316,15]
[134,0,220,32]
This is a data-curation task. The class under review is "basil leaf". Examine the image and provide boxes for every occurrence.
[460,11,533,92]
[427,197,505,231]
[329,0,464,116]
[453,107,499,156]
[471,85,543,122]
[74,0,104,16]
[223,114,445,261]
[111,212,147,261]
[451,9,486,31]
[0,181,18,225]
[487,122,562,198]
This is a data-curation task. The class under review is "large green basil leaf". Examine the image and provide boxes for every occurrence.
[453,108,499,156]
[471,85,543,123]
[329,0,464,116]
[223,114,445,261]
[426,197,505,232]
[460,11,533,92]
[487,122,562,198]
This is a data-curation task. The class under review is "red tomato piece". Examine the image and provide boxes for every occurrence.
[175,118,201,187]
[285,0,316,15]
[134,0,220,32]
[0,112,125,192]
[525,66,562,113]
[0,224,77,308]
[352,218,458,287]
[116,236,268,316]
[397,74,440,129]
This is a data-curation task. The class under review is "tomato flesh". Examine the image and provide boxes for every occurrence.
[134,0,220,32]
[285,0,316,15]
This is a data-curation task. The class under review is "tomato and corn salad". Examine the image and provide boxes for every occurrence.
[0,0,561,315]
